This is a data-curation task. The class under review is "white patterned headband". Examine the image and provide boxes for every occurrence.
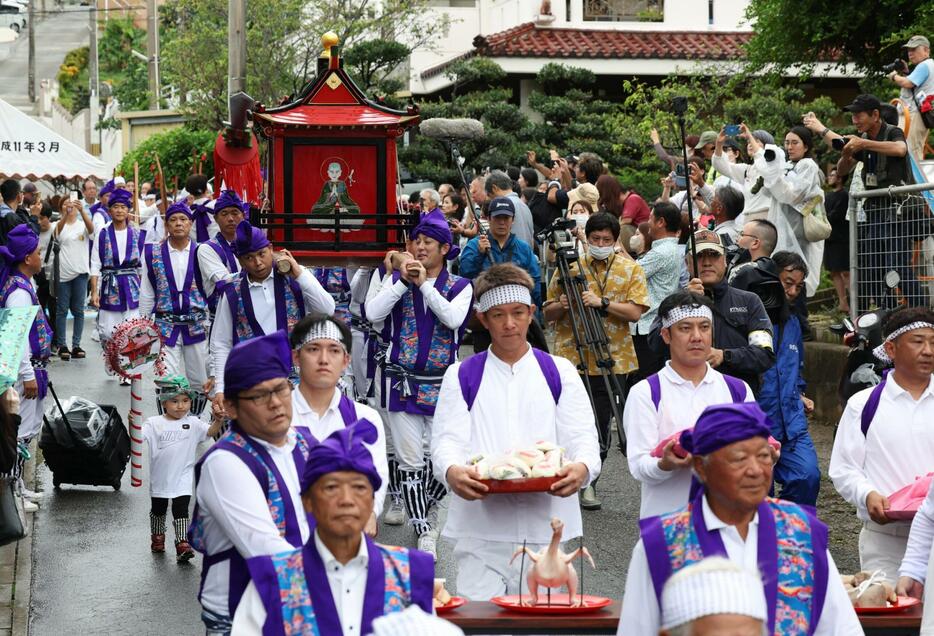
[476,284,532,313]
[295,320,347,350]
[661,305,713,329]
[873,321,934,363]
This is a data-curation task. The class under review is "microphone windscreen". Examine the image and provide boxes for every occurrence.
[419,118,485,141]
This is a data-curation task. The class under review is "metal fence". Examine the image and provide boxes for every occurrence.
[850,182,934,316]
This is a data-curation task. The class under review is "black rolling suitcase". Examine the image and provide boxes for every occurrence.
[39,382,130,490]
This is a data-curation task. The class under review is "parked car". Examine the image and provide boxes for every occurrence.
[0,1,25,30]
[0,10,21,34]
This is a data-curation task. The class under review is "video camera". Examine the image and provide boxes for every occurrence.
[537,217,578,257]
[882,58,908,74]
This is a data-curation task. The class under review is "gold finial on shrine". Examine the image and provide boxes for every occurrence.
[321,32,340,58]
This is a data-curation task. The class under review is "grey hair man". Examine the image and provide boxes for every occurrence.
[420,188,442,214]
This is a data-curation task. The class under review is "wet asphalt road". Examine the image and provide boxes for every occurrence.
[26,322,640,635]
[26,318,859,634]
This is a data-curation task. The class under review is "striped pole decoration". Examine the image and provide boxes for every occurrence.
[104,318,165,489]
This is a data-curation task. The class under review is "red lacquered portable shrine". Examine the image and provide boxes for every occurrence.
[252,33,420,266]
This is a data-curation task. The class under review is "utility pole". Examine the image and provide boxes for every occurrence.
[228,0,246,121]
[146,0,161,110]
[27,0,34,102]
[88,3,100,154]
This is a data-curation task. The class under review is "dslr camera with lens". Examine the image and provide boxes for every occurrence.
[882,58,907,74]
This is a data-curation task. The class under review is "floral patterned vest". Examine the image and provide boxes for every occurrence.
[144,242,208,347]
[223,271,305,345]
[0,273,53,361]
[98,224,145,311]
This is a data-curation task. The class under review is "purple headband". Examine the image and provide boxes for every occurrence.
[234,219,271,256]
[107,188,133,209]
[99,180,115,198]
[166,201,194,221]
[680,402,772,457]
[412,209,459,260]
[223,330,292,397]
[215,190,249,215]
[301,418,382,493]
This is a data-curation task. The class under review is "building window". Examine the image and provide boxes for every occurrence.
[428,0,476,6]
[583,0,663,21]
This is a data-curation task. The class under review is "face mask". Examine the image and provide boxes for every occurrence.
[570,213,588,229]
[588,244,614,261]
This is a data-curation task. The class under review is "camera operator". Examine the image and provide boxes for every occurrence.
[543,212,648,510]
[833,94,918,310]
[728,219,778,286]
[887,35,934,162]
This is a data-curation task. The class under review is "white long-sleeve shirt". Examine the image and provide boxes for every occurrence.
[232,531,368,635]
[196,429,311,616]
[211,269,335,394]
[290,387,388,516]
[138,240,193,318]
[618,495,862,635]
[900,478,934,583]
[623,362,754,519]
[829,374,934,522]
[431,346,601,544]
[711,153,773,221]
[349,267,371,318]
[196,238,239,302]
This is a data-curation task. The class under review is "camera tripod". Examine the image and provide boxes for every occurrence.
[541,219,627,456]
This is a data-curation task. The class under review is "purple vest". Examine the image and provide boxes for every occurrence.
[640,489,829,635]
[144,242,208,347]
[245,538,434,636]
[200,233,239,313]
[384,269,472,416]
[1,273,53,399]
[223,272,306,345]
[313,267,351,328]
[188,401,357,617]
[98,224,145,312]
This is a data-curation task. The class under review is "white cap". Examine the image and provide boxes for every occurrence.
[660,557,768,629]
[114,176,126,186]
[370,606,464,636]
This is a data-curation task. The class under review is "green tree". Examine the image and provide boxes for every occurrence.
[744,0,934,75]
[116,127,217,190]
[344,39,411,99]
[159,0,449,130]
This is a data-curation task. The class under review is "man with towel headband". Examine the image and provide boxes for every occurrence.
[432,263,599,600]
[231,418,434,634]
[619,402,860,635]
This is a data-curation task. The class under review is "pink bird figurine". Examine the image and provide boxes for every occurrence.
[510,517,596,607]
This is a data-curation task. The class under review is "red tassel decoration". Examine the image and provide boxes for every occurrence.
[213,131,263,204]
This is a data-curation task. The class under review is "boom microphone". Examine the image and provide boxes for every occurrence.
[419,118,485,141]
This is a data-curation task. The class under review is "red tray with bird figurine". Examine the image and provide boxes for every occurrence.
[491,594,613,614]
[477,477,559,494]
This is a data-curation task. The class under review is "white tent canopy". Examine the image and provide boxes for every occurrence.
[0,98,108,180]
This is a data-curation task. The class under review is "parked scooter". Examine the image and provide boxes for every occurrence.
[831,308,890,407]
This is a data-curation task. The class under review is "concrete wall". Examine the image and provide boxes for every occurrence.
[116,109,186,154]
[803,341,849,425]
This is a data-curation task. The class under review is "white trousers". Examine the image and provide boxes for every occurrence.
[161,340,208,392]
[14,379,44,440]
[386,410,432,470]
[97,308,140,343]
[350,328,368,400]
[453,537,551,601]
[859,521,910,583]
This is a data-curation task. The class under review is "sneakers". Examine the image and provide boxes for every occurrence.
[383,499,405,526]
[20,487,43,502]
[71,347,86,359]
[417,532,438,562]
[175,540,195,563]
[22,498,38,513]
[151,533,166,553]
[57,347,71,361]
[580,485,602,511]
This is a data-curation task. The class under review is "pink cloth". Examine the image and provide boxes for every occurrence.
[887,473,934,521]
[650,428,781,459]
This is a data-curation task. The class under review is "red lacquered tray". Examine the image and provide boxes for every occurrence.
[478,477,558,493]
[884,510,917,521]
[491,594,612,614]
[855,595,921,614]
[435,597,467,614]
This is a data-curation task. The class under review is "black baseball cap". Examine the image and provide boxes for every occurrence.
[843,94,882,114]
[488,196,515,217]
